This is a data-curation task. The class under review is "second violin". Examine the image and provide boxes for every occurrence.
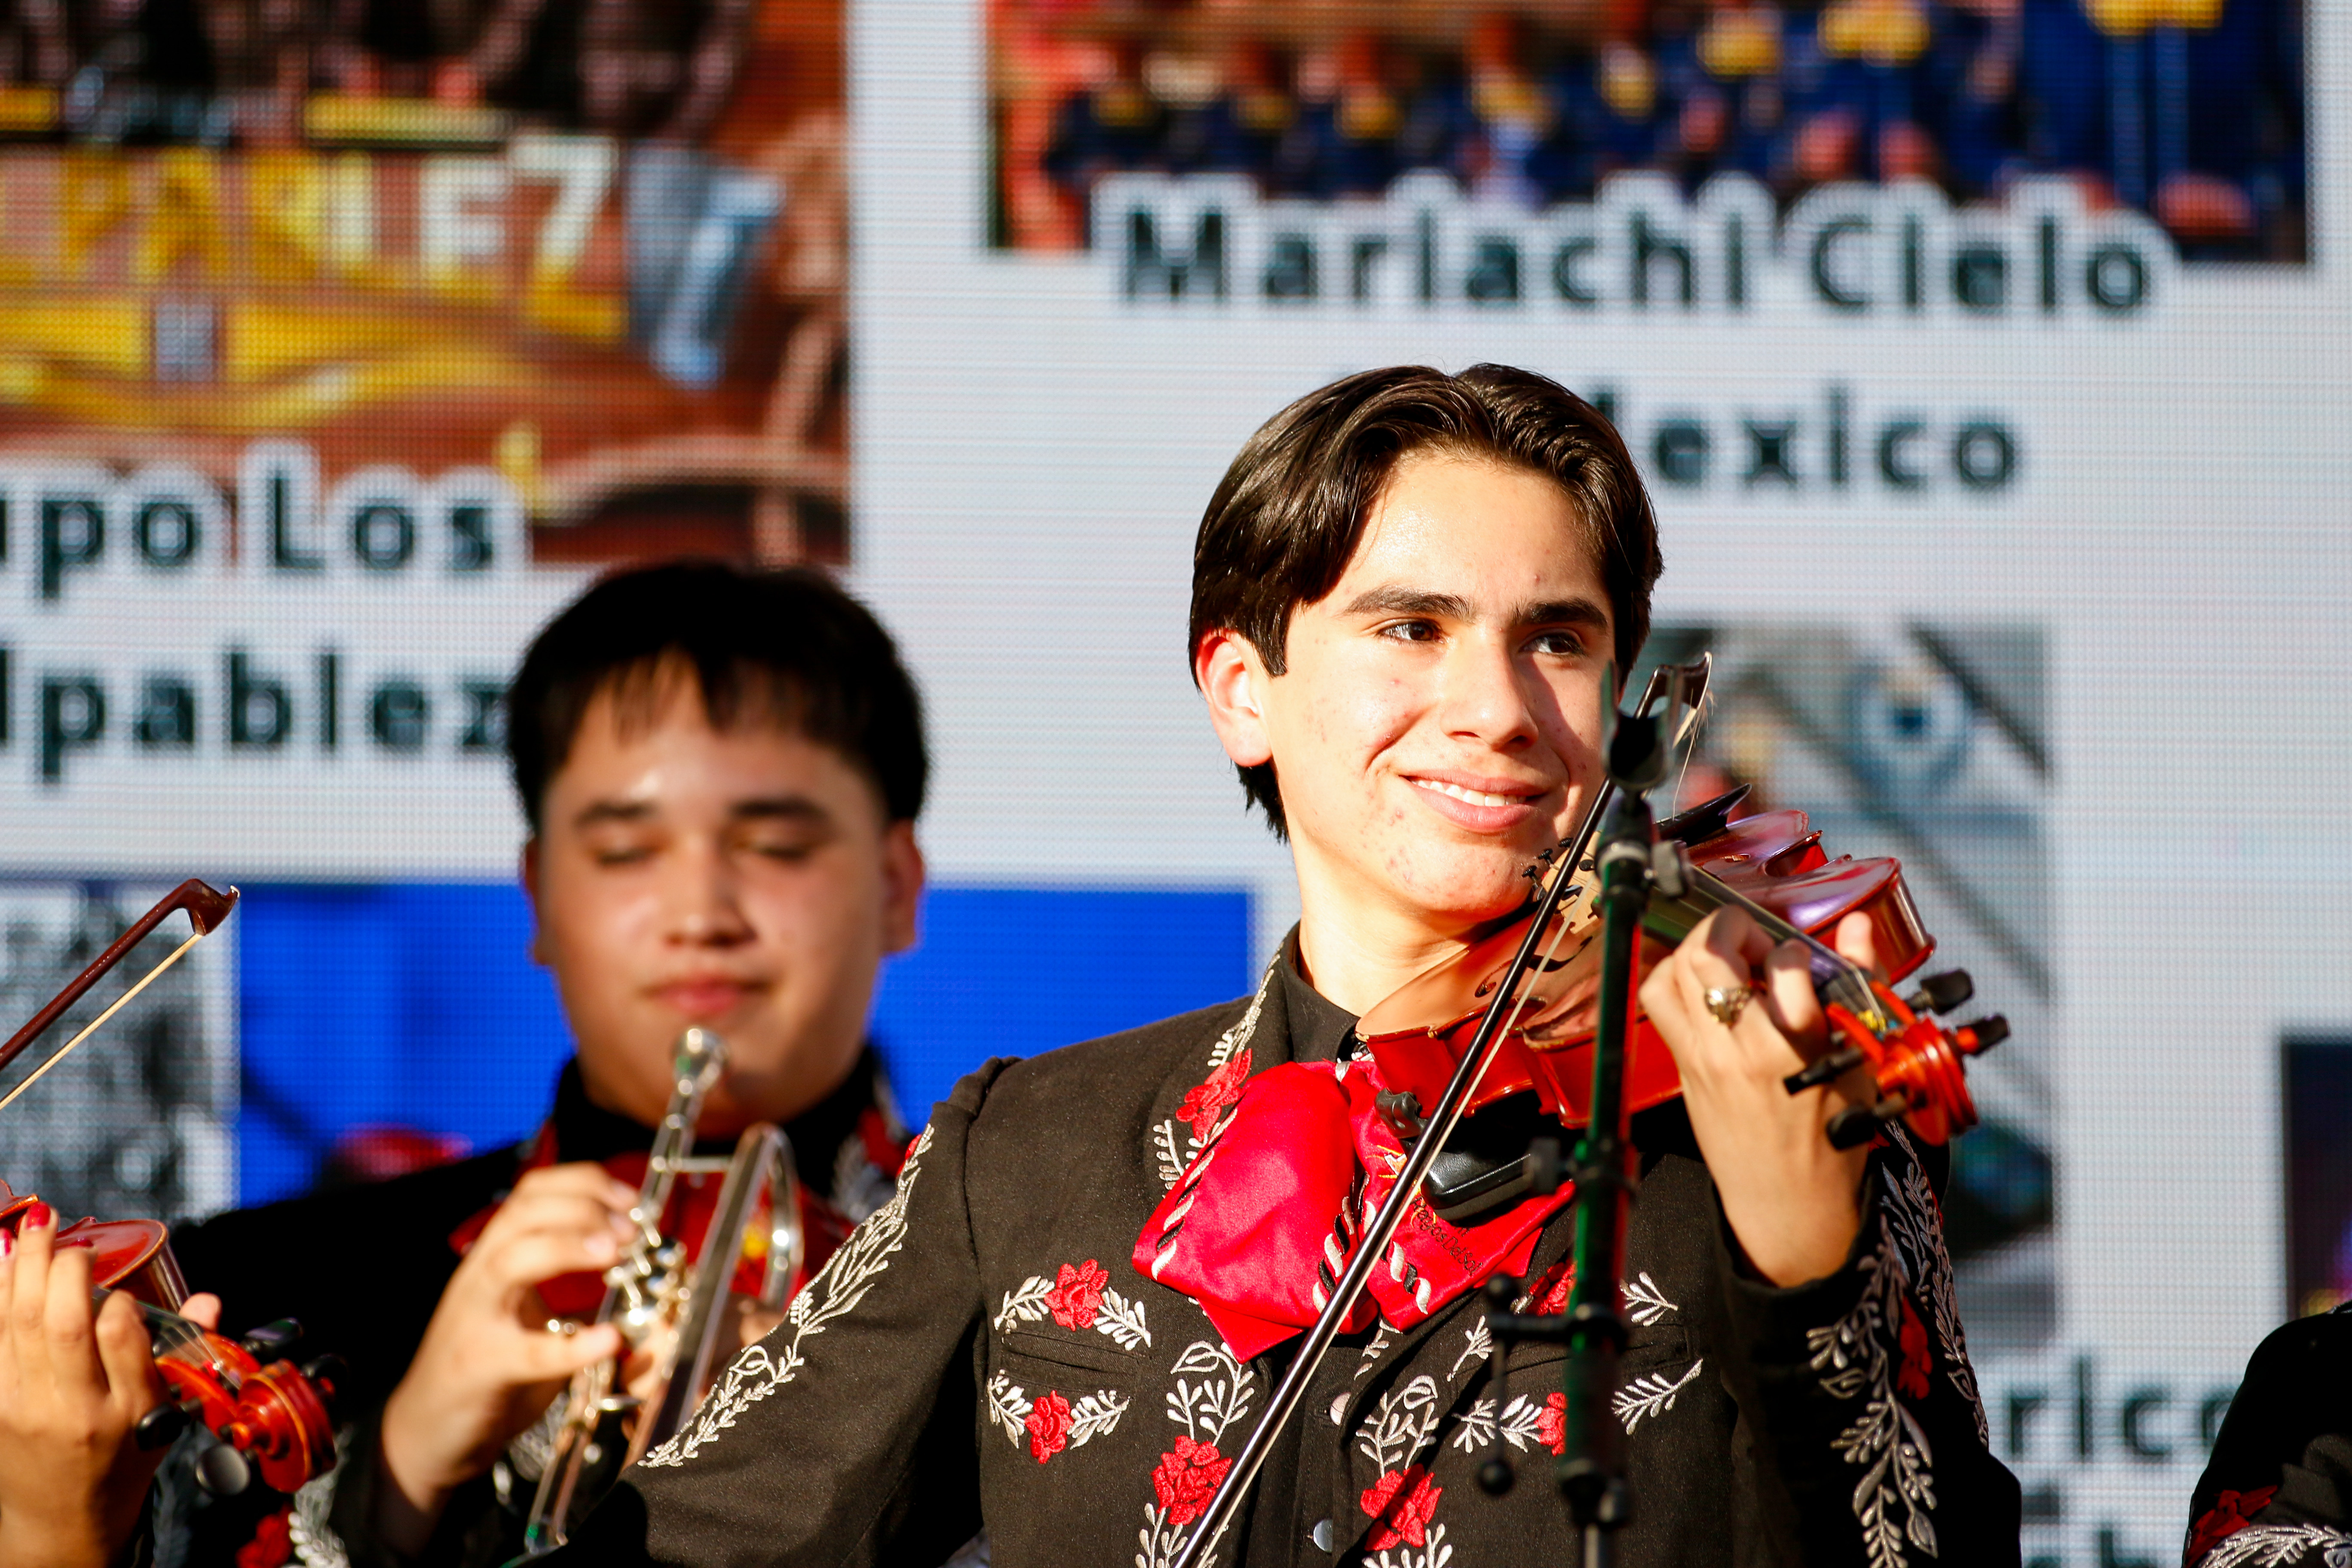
[0,880,345,1544]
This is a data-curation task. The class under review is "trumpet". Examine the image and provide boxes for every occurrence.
[516,1028,804,1554]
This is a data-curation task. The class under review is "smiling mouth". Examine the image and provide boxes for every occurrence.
[1408,778,1540,808]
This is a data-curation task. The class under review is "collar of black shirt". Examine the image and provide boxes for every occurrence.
[1276,923,1364,1067]
[540,1045,891,1198]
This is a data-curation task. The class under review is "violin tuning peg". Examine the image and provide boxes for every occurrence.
[1958,1015,2009,1054]
[1481,1272,1521,1308]
[301,1354,347,1413]
[239,1318,301,1363]
[1905,971,1975,1016]
[187,1422,253,1497]
[1373,1090,1427,1144]
[1784,1047,1866,1095]
[1478,1457,1516,1496]
[1826,1099,1905,1150]
[134,1399,194,1452]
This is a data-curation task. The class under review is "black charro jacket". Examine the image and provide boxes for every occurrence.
[2182,1305,2352,1567]
[555,952,2021,1568]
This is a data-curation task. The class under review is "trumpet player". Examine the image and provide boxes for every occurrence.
[165,561,931,1566]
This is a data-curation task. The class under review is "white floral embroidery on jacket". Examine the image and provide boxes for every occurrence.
[1152,963,1274,1188]
[1880,1127,1990,1444]
[1623,1271,1679,1327]
[2196,1525,2352,1568]
[993,1260,1152,1349]
[1137,1341,1257,1568]
[1807,1220,1938,1568]
[1613,1360,1706,1433]
[985,1370,1133,1461]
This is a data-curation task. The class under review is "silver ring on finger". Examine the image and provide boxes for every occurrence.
[1703,983,1754,1026]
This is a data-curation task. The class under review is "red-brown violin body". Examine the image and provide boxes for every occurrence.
[0,1182,340,1495]
[1357,799,1998,1146]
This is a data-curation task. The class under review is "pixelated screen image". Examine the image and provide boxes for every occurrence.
[990,0,2304,261]
[0,0,2342,1560]
[2283,1038,2352,1321]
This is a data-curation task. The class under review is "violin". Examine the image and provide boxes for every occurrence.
[1356,689,2010,1178]
[0,1182,339,1495]
[0,880,343,1501]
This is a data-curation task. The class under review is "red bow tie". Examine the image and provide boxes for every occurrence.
[1134,1059,1574,1361]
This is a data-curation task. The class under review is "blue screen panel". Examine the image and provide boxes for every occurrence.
[235,882,574,1207]
[236,882,1254,1207]
[867,885,1255,1125]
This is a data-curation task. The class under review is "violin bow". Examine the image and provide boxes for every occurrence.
[1167,658,1711,1568]
[0,879,239,1116]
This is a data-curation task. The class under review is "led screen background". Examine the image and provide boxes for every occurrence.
[0,0,2340,1560]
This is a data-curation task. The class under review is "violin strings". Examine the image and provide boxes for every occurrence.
[0,929,206,1117]
[136,1300,203,1356]
[116,1296,236,1387]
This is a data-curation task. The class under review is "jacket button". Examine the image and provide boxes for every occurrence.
[1312,1519,1335,1553]
[1329,1392,1348,1425]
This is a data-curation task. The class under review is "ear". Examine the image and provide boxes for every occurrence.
[879,819,926,956]
[520,837,548,965]
[1195,628,1277,770]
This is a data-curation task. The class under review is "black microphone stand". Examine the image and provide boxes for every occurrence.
[1482,697,1675,1568]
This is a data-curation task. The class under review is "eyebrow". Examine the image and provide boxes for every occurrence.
[731,796,833,825]
[1342,585,1611,631]
[1343,587,1474,619]
[1516,597,1612,631]
[570,795,834,830]
[573,800,656,829]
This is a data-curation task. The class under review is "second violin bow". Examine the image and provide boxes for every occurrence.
[0,879,239,1116]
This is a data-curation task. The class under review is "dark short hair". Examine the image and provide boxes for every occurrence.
[507,561,928,830]
[1189,364,1663,836]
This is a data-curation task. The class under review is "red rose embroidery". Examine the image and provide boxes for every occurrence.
[2184,1485,2278,1563]
[1152,1436,1231,1526]
[1176,1050,1253,1143]
[235,1506,294,1568]
[1360,1464,1443,1550]
[1045,1259,1109,1330]
[1025,1390,1073,1463]
[1526,1259,1575,1314]
[1536,1390,1566,1456]
[1895,1295,1932,1400]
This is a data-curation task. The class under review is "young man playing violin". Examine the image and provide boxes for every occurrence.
[9,561,929,1568]
[557,364,2021,1568]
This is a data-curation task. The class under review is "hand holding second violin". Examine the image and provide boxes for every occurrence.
[1640,907,1884,1288]
[0,1202,221,1568]
[376,1163,636,1555]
